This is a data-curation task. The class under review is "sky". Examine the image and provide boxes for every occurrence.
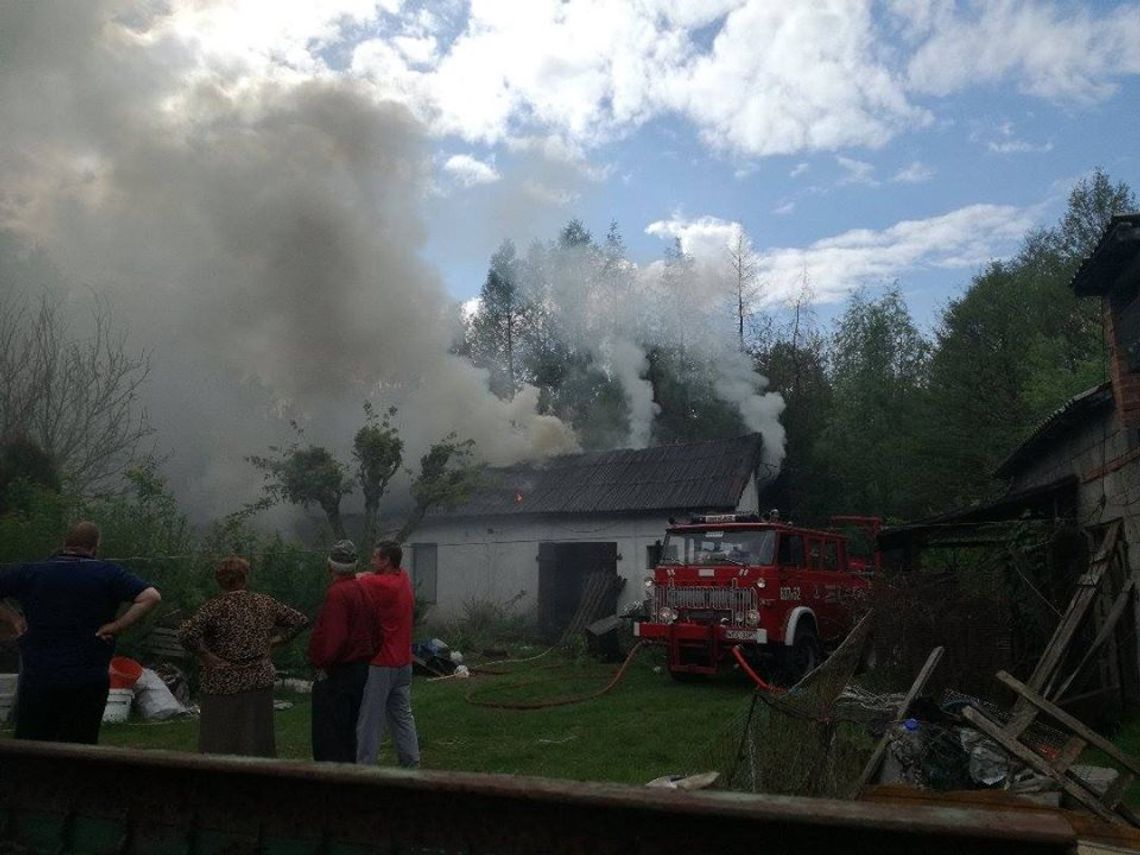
[381,0,1140,326]
[2,0,1140,518]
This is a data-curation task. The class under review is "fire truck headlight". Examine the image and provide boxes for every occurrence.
[643,576,655,590]
[658,606,677,624]
[756,579,767,589]
[745,609,761,627]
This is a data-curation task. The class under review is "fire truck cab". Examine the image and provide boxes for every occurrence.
[633,512,878,682]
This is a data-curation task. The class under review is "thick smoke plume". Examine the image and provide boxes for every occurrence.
[0,1,577,518]
[508,237,786,469]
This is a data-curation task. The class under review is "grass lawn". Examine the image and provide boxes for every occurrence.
[3,648,756,785]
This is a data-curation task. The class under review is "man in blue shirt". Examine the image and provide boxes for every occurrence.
[0,520,161,743]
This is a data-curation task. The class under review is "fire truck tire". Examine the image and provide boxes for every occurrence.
[784,624,822,684]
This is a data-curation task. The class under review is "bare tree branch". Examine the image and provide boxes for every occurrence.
[0,292,153,494]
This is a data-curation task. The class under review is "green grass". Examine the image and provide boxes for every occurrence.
[3,649,755,785]
[1080,715,1140,809]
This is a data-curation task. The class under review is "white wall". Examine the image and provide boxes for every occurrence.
[412,512,677,622]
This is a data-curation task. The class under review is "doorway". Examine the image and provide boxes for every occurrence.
[537,542,618,640]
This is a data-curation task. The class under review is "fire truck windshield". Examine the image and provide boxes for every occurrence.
[659,529,776,566]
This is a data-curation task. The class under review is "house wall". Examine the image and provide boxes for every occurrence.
[409,513,674,623]
[1009,411,1140,557]
[410,487,762,624]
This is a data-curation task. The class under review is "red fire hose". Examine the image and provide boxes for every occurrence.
[731,644,785,694]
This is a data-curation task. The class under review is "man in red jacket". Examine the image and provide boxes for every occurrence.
[308,540,378,763]
[355,540,419,767]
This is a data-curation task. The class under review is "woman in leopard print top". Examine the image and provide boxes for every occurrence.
[180,556,308,756]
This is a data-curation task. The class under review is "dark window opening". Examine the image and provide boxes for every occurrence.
[778,534,805,567]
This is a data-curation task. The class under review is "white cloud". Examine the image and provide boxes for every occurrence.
[892,160,934,183]
[988,139,1054,154]
[789,162,810,178]
[836,156,878,186]
[981,120,1053,154]
[756,204,1040,304]
[442,153,501,187]
[773,201,795,215]
[644,203,1040,312]
[127,0,1140,164]
[901,2,1140,103]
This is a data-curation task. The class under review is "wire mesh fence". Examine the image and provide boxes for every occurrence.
[688,615,881,797]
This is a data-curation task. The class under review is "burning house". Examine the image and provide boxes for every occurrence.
[405,433,771,634]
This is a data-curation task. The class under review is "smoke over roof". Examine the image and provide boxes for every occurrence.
[0,1,578,517]
[0,1,784,521]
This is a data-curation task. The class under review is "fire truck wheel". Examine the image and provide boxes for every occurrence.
[784,624,822,684]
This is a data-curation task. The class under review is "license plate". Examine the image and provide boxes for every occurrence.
[724,629,757,641]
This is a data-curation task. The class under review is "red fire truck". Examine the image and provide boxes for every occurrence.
[633,512,879,683]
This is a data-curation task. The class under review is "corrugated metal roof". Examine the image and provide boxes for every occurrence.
[994,382,1114,478]
[431,433,765,518]
[1070,213,1140,297]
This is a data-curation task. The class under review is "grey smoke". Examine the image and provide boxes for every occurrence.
[0,0,577,520]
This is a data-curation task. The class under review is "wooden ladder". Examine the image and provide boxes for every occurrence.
[962,670,1140,826]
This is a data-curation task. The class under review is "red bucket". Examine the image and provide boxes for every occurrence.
[109,656,143,689]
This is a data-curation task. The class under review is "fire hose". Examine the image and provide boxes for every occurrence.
[465,640,649,710]
[730,644,786,695]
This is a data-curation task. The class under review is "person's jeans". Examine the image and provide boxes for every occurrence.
[355,664,419,767]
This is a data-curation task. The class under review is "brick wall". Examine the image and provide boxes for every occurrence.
[1106,300,1140,429]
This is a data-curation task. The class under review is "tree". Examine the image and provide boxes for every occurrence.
[353,403,402,554]
[728,227,758,351]
[0,434,61,515]
[752,281,833,520]
[247,428,353,539]
[558,219,593,249]
[0,292,152,494]
[395,434,482,541]
[249,411,479,546]
[817,287,930,519]
[918,169,1136,510]
[468,240,528,399]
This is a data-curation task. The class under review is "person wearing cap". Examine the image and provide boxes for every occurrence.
[179,555,308,757]
[355,540,420,767]
[0,520,161,744]
[308,539,379,763]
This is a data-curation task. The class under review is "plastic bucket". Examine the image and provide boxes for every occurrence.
[0,674,17,725]
[102,688,133,723]
[0,691,14,724]
[109,656,143,689]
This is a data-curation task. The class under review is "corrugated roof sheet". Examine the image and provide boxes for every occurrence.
[1070,213,1140,297]
[431,433,765,518]
[994,382,1114,478]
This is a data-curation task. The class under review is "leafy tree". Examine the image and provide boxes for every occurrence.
[353,402,402,554]
[817,287,930,519]
[247,427,353,539]
[753,287,834,520]
[0,435,61,515]
[919,169,1135,510]
[395,434,482,541]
